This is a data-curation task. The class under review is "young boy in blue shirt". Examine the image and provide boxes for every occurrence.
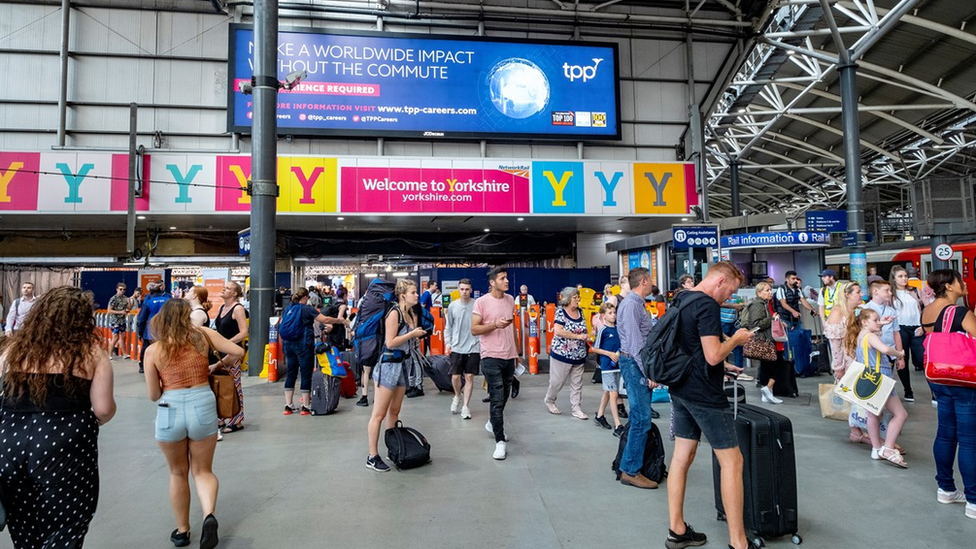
[592,302,625,436]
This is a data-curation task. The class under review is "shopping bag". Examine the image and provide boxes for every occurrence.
[834,360,895,416]
[771,319,788,343]
[924,305,976,388]
[818,383,850,421]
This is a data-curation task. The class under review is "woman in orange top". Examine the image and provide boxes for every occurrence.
[144,299,242,549]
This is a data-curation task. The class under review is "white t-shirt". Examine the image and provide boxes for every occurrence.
[893,288,922,327]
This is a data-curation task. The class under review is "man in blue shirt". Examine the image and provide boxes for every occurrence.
[420,281,437,311]
[136,281,171,374]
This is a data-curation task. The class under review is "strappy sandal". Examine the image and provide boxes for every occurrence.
[879,446,908,469]
[221,424,244,434]
[849,432,870,445]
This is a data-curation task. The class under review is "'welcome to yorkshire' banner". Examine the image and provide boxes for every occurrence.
[0,152,696,216]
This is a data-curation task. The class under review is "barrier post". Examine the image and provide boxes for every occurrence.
[545,303,556,354]
[528,305,539,374]
[431,308,445,355]
[266,317,279,382]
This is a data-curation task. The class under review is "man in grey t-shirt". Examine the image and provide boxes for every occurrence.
[445,278,480,419]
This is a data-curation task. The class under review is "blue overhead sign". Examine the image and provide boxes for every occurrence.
[806,210,848,232]
[672,225,720,251]
[841,232,875,247]
[722,231,829,250]
[238,228,251,256]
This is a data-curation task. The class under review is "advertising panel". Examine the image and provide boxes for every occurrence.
[228,26,620,140]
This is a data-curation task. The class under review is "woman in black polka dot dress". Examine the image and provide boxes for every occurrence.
[0,286,117,548]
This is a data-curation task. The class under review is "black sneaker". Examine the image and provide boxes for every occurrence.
[617,404,629,419]
[200,514,219,549]
[613,425,626,438]
[665,522,707,549]
[904,393,915,402]
[651,408,661,419]
[170,529,190,547]
[356,395,369,407]
[482,396,491,403]
[594,415,612,429]
[511,378,521,399]
[366,454,390,472]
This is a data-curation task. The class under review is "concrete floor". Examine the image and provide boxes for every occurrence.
[33,359,974,549]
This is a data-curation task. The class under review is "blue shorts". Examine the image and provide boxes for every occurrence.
[154,386,218,443]
[111,324,126,335]
[670,395,738,450]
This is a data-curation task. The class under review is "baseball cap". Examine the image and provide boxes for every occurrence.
[819,269,837,277]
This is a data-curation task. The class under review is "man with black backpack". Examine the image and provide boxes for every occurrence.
[662,262,759,549]
[615,267,659,489]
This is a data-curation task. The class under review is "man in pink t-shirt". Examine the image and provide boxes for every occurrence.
[472,266,520,460]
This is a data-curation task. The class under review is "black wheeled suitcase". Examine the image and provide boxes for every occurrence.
[310,369,341,415]
[815,339,831,375]
[424,354,455,392]
[713,388,801,546]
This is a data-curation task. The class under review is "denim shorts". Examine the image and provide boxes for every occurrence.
[601,370,621,393]
[670,395,738,450]
[111,324,126,334]
[155,386,218,443]
[372,361,407,391]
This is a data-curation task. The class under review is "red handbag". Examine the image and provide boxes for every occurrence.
[924,306,976,388]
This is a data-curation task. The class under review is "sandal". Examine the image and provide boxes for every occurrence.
[221,424,244,434]
[849,433,870,445]
[879,446,908,469]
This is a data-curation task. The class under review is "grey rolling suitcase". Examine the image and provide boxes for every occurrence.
[310,369,342,415]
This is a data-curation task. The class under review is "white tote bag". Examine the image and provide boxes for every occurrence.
[834,337,896,417]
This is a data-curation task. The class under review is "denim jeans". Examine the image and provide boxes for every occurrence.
[283,341,315,392]
[619,355,653,476]
[721,322,743,368]
[931,383,976,504]
[482,357,515,443]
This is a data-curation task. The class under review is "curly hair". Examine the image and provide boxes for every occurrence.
[149,299,207,364]
[844,306,877,357]
[0,286,100,405]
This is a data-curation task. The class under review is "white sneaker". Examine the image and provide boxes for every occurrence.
[451,396,461,414]
[760,387,783,404]
[871,447,881,460]
[966,503,976,519]
[460,406,471,419]
[493,441,507,460]
[485,419,508,441]
[939,489,967,504]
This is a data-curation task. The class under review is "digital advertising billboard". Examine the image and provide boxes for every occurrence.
[227,25,621,140]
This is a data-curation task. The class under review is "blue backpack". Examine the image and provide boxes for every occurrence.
[279,303,305,342]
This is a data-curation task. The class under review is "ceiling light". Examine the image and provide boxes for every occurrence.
[169,226,177,230]
[365,273,378,278]
[337,216,344,220]
[137,215,146,220]
[484,228,490,232]
[393,271,409,277]
[616,229,622,233]
[517,217,524,221]
[681,217,690,221]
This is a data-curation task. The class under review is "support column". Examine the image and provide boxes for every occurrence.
[685,32,707,222]
[931,235,950,271]
[839,56,867,289]
[57,0,71,146]
[730,159,741,217]
[127,103,137,254]
[248,0,279,377]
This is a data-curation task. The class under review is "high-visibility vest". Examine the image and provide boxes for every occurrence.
[822,284,840,318]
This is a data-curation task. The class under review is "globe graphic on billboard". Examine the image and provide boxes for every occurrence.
[487,58,550,119]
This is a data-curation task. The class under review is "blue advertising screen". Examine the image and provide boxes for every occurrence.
[227,26,621,140]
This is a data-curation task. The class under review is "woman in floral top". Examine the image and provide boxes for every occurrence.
[544,287,591,419]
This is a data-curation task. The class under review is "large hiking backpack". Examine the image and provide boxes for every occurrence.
[278,303,305,342]
[353,279,397,368]
[323,302,348,350]
[643,291,709,385]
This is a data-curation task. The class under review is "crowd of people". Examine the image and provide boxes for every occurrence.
[1,260,974,549]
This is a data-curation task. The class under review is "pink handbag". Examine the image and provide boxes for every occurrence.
[924,306,976,388]
[771,319,788,342]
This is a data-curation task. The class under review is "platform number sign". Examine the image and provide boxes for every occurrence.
[935,243,953,261]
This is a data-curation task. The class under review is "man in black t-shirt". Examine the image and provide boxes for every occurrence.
[664,261,759,549]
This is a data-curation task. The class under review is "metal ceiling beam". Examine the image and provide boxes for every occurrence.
[845,60,976,112]
[783,113,898,159]
[848,0,926,62]
[844,1,976,48]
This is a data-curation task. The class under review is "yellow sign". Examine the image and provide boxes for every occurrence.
[632,163,695,215]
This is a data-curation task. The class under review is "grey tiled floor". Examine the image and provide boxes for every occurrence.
[58,360,974,548]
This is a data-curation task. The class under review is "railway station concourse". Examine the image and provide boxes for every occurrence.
[2,1,976,548]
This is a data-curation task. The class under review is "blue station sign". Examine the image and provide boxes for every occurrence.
[721,231,829,250]
[238,227,251,256]
[805,210,848,233]
[672,225,720,251]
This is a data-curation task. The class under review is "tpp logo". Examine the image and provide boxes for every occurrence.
[563,58,604,82]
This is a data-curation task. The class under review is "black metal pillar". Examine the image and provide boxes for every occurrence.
[248,0,279,377]
[839,57,867,289]
[730,159,741,217]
